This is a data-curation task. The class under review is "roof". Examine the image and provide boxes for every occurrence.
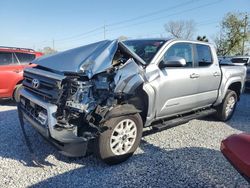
[124,38,213,46]
[124,38,171,42]
[0,46,36,54]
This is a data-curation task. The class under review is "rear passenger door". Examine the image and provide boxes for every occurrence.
[194,44,221,107]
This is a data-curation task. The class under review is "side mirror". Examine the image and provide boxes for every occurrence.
[159,56,186,69]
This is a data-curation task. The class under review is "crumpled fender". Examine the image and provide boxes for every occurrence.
[114,58,145,94]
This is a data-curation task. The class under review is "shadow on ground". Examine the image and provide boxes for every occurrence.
[0,108,60,167]
[29,140,248,187]
[200,93,250,133]
[0,94,249,187]
[0,109,248,187]
[0,99,16,107]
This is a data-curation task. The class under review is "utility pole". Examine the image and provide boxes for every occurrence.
[242,14,248,55]
[52,39,55,50]
[103,24,106,39]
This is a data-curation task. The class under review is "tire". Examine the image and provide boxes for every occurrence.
[13,84,23,102]
[94,113,143,165]
[215,90,237,122]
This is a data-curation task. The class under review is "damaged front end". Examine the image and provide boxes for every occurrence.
[18,40,146,157]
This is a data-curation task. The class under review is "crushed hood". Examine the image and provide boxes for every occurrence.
[33,40,119,78]
[33,39,146,78]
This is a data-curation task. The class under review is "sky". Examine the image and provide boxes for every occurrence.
[0,0,249,51]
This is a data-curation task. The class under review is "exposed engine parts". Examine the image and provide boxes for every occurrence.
[65,81,96,113]
[52,51,145,133]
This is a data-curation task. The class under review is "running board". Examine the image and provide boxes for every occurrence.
[151,108,217,131]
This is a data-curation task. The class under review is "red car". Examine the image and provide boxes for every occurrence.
[0,46,43,101]
[221,133,250,183]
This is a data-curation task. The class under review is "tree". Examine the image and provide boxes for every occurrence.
[197,35,209,42]
[38,47,57,55]
[164,20,196,39]
[214,12,249,56]
[118,35,128,41]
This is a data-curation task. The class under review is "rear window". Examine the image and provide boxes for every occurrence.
[0,52,16,65]
[196,44,213,67]
[15,52,36,64]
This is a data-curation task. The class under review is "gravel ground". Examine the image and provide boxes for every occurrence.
[0,94,250,187]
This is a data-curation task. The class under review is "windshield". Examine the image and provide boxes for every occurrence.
[123,40,165,64]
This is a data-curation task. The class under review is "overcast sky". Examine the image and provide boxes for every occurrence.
[0,0,249,51]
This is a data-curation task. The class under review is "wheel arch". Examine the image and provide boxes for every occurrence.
[228,82,241,101]
[126,84,149,125]
[12,79,23,98]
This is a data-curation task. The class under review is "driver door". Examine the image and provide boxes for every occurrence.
[154,42,200,118]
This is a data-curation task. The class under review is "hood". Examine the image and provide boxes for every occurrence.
[33,40,119,78]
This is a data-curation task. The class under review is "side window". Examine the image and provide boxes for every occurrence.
[0,52,16,65]
[15,53,36,64]
[196,44,213,67]
[163,43,193,67]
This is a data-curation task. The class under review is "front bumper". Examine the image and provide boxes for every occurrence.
[18,89,88,157]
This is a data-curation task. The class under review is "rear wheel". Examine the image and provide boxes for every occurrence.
[95,113,143,165]
[216,90,237,122]
[13,84,23,102]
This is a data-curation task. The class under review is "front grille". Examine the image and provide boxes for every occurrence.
[23,68,65,103]
[20,96,48,128]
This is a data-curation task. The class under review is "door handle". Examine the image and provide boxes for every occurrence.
[213,72,220,77]
[190,73,199,79]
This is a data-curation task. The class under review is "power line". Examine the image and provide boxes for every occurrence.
[35,0,200,45]
[106,0,199,27]
[55,26,103,42]
[107,0,223,33]
[36,0,223,48]
[122,20,220,40]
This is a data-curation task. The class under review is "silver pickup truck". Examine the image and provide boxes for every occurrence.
[18,39,246,165]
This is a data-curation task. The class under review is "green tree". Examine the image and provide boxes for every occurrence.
[215,12,249,56]
[197,35,209,42]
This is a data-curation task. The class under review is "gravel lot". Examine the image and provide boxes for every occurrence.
[0,94,250,187]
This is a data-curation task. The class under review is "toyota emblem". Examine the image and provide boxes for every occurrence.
[32,79,40,89]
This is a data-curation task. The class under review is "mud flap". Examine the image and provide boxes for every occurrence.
[17,103,44,167]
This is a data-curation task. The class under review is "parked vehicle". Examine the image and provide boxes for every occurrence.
[221,133,250,183]
[18,39,246,164]
[230,56,250,66]
[0,46,43,101]
[246,68,250,90]
[230,56,250,90]
[219,56,250,90]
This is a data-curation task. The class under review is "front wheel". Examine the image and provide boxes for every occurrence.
[95,113,143,165]
[215,90,237,122]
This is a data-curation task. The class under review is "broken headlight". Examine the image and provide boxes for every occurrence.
[65,80,96,113]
